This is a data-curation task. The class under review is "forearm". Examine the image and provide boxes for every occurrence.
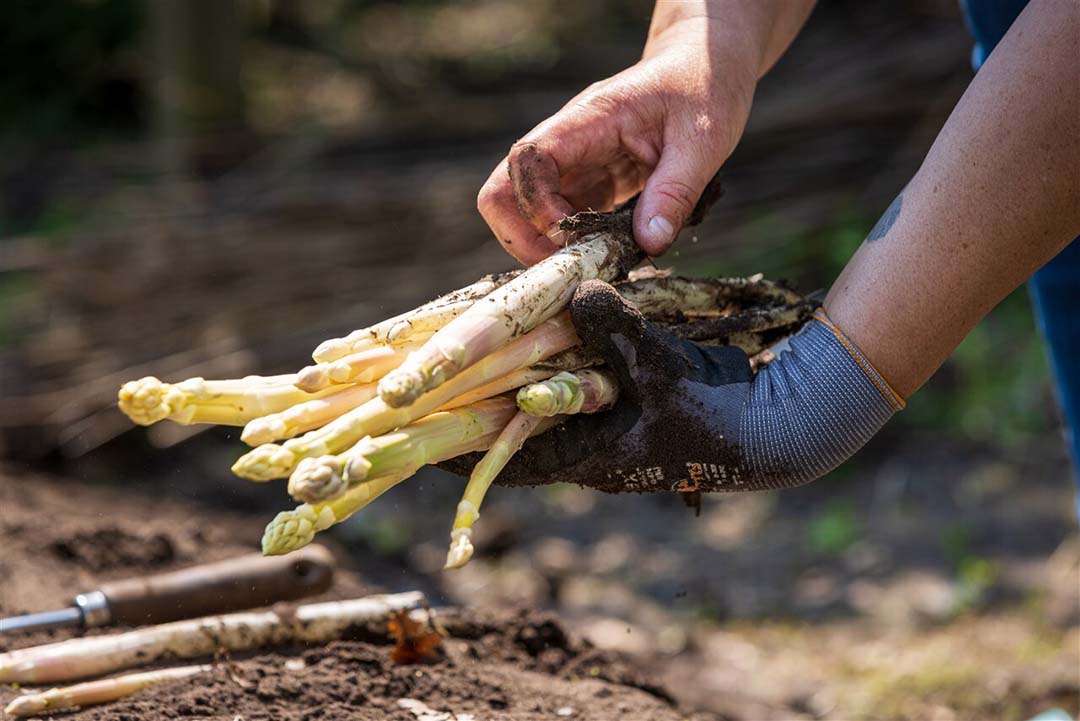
[825,0,1080,398]
[646,0,816,76]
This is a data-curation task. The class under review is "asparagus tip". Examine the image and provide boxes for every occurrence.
[117,376,175,426]
[261,504,333,556]
[516,371,582,417]
[288,456,347,504]
[4,694,42,717]
[376,365,428,408]
[379,342,465,408]
[240,416,288,446]
[296,364,331,392]
[443,527,475,570]
[232,444,297,481]
[312,338,351,364]
[327,359,355,384]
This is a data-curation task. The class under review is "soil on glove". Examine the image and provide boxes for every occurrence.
[0,466,715,720]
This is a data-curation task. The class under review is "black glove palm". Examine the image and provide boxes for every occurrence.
[444,279,760,494]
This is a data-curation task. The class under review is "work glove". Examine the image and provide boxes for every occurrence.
[443,279,905,495]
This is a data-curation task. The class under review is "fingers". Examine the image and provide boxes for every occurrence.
[571,280,721,393]
[632,140,721,256]
[568,280,654,396]
[560,166,617,214]
[507,142,578,242]
[478,159,562,266]
[569,280,648,348]
[479,93,653,264]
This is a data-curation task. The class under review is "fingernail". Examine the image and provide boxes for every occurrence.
[645,215,674,247]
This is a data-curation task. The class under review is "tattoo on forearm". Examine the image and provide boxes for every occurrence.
[866,192,903,243]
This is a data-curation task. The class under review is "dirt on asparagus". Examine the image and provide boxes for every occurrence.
[0,465,716,720]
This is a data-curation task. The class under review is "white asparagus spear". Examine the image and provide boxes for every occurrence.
[311,273,517,363]
[233,314,579,481]
[296,341,426,393]
[445,371,621,569]
[288,396,517,504]
[243,367,560,448]
[342,396,518,487]
[240,382,379,445]
[0,592,424,685]
[434,367,558,411]
[378,232,639,408]
[444,411,546,570]
[118,376,340,426]
[3,664,211,717]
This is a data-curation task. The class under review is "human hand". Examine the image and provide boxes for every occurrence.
[478,15,759,264]
[441,280,905,495]
[457,279,759,494]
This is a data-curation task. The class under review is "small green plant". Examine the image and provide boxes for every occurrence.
[807,500,860,554]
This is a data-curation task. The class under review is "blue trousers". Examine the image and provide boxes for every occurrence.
[962,0,1080,513]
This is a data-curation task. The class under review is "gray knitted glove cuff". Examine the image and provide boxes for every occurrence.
[738,310,905,489]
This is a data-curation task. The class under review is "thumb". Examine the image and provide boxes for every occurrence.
[571,280,752,390]
[633,142,720,256]
[568,280,676,394]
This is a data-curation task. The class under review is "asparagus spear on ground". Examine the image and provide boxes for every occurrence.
[233,314,580,481]
[377,232,640,409]
[0,593,425,685]
[3,664,211,717]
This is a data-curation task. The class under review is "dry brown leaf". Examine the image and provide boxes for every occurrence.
[388,609,444,664]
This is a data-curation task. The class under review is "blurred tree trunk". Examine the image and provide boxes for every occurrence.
[149,0,247,181]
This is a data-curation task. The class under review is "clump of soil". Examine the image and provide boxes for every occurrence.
[60,610,699,721]
[49,527,178,571]
[0,466,714,720]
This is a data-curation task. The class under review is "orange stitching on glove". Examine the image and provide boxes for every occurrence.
[814,309,906,411]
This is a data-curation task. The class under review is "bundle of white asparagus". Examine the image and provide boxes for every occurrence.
[118,224,814,568]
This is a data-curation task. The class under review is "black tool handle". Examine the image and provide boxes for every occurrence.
[97,545,335,626]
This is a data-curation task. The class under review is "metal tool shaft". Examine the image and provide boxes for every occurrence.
[0,606,82,634]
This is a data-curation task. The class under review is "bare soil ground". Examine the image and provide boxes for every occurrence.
[0,466,716,720]
[2,430,1077,720]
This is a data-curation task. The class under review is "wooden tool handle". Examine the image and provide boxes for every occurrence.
[98,545,336,626]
